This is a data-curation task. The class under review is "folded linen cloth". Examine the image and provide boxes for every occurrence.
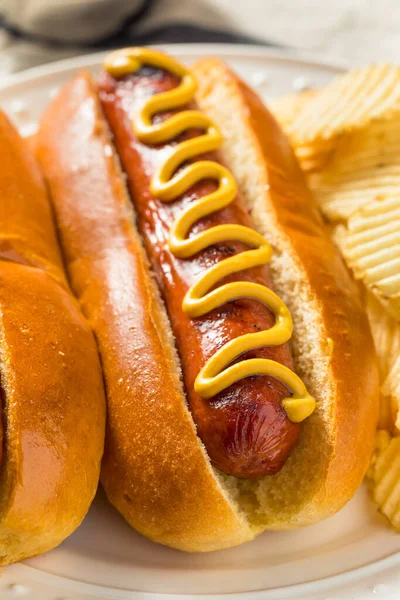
[1,0,395,75]
[0,0,271,45]
[0,0,275,76]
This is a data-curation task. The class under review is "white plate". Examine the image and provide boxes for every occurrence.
[0,43,398,600]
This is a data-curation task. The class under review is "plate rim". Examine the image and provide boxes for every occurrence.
[0,43,347,91]
[10,550,400,599]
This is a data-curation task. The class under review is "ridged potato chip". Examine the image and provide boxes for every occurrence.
[289,64,400,146]
[382,359,400,431]
[270,90,333,174]
[313,116,400,221]
[343,196,400,319]
[368,430,400,530]
[378,389,399,433]
[368,429,392,477]
[270,89,318,131]
[302,62,400,534]
[295,140,335,174]
[367,294,400,431]
[367,294,400,377]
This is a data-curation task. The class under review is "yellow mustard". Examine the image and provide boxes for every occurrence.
[104,47,316,423]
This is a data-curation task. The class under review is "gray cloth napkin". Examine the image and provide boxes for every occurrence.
[0,0,274,76]
[0,0,397,75]
[0,0,270,45]
[0,0,146,43]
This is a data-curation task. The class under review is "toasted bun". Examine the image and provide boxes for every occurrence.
[0,111,105,564]
[36,60,379,552]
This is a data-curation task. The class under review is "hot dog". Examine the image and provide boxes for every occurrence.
[0,111,105,564]
[36,48,379,552]
[98,65,300,479]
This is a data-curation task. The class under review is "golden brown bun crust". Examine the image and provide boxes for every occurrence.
[193,58,379,525]
[36,73,252,552]
[0,111,105,564]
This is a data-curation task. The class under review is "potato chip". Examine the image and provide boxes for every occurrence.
[270,90,334,174]
[368,430,400,530]
[366,294,400,430]
[331,223,347,251]
[368,429,392,477]
[270,89,318,131]
[343,196,400,319]
[313,116,400,221]
[367,293,400,378]
[295,140,335,174]
[378,391,399,433]
[289,64,400,146]
[382,357,400,430]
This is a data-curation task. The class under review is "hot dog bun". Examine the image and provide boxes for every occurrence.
[36,59,379,552]
[0,111,105,564]
[193,58,379,528]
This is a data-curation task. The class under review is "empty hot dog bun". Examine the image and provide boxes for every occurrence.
[0,111,106,564]
[36,56,379,552]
